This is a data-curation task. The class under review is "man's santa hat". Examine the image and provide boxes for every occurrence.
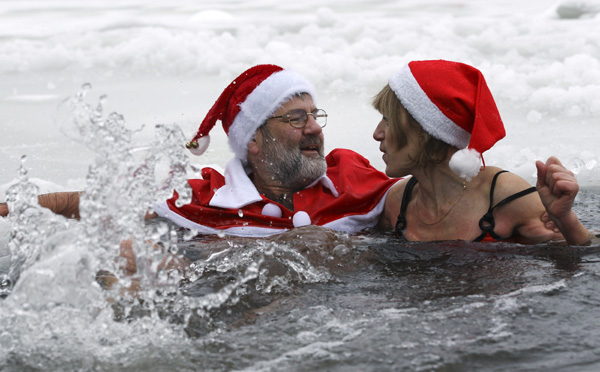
[389,60,505,181]
[186,64,316,161]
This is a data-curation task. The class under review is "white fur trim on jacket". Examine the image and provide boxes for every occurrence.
[150,179,396,238]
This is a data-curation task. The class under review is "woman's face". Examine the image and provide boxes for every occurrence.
[373,114,421,178]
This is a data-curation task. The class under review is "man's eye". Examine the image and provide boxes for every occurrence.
[288,116,303,122]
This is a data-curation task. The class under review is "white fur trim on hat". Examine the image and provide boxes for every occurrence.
[389,65,471,149]
[228,70,316,161]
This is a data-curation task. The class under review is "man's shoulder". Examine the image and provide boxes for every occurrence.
[188,166,226,188]
[326,148,371,168]
[325,148,392,188]
[326,148,364,159]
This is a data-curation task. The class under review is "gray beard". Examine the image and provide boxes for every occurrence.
[260,130,327,190]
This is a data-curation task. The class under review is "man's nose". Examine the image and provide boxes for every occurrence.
[302,115,323,135]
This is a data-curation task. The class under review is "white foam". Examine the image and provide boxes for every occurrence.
[496,279,568,306]
[0,220,10,272]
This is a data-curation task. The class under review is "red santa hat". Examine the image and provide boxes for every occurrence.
[388,60,505,181]
[185,64,316,161]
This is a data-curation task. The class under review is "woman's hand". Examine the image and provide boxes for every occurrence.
[536,157,578,219]
[536,157,591,245]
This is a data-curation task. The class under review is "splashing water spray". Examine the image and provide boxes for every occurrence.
[0,84,346,347]
[1,84,194,315]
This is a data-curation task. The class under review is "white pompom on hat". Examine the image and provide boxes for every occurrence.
[186,64,316,161]
[388,60,506,181]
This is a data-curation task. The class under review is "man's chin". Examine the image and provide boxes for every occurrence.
[303,155,326,168]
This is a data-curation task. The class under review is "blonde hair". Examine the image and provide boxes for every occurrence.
[372,84,452,168]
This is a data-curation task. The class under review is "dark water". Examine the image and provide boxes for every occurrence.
[157,187,600,371]
[183,242,600,371]
[1,189,599,372]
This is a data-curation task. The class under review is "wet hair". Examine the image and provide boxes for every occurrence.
[372,84,452,168]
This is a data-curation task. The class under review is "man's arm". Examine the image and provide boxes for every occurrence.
[0,203,7,217]
[38,192,82,219]
[0,192,82,219]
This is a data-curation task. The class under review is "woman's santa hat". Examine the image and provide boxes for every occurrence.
[388,60,505,181]
[186,64,316,161]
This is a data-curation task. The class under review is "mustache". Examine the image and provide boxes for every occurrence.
[299,136,323,149]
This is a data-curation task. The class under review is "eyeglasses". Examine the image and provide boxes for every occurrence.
[269,109,327,129]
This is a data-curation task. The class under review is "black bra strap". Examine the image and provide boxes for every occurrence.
[487,170,508,210]
[395,177,418,236]
[490,186,537,212]
[394,171,538,242]
[474,171,538,242]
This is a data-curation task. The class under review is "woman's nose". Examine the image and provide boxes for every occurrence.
[373,120,385,141]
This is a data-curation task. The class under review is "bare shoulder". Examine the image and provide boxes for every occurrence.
[479,167,562,243]
[475,166,538,210]
[472,167,532,200]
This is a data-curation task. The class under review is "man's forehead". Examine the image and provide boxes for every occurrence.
[276,94,315,112]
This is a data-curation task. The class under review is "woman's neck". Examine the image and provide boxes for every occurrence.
[411,166,468,224]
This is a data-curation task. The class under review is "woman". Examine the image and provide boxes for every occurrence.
[373,60,590,245]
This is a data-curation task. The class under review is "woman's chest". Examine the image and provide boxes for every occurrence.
[402,201,516,242]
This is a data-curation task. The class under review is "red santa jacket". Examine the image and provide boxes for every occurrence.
[152,149,398,237]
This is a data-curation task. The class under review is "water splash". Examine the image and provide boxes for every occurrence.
[0,84,362,365]
[182,227,356,309]
[3,155,74,295]
[2,84,196,311]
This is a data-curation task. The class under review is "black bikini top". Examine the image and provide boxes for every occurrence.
[394,171,537,242]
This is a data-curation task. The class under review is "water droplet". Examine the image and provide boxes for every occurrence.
[0,331,14,349]
[78,83,92,99]
[0,274,12,299]
[183,228,197,241]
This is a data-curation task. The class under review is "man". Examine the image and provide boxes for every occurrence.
[1,64,398,238]
[152,64,397,236]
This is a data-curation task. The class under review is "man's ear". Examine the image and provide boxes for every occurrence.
[248,136,260,155]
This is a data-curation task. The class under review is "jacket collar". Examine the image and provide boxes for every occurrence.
[209,157,338,209]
